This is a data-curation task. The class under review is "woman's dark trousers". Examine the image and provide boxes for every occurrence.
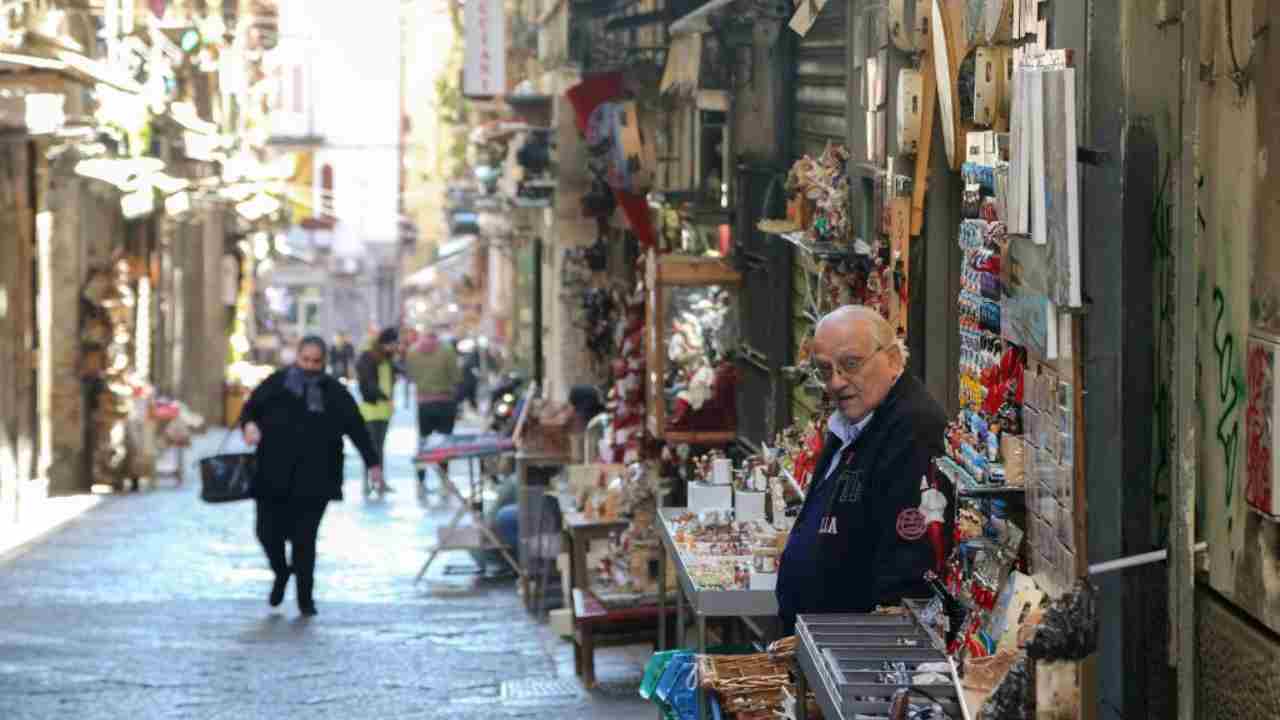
[256,498,330,607]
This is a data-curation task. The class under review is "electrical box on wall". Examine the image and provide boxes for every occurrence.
[973,46,1012,128]
[896,68,924,155]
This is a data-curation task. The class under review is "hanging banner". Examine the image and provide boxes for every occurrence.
[464,0,505,98]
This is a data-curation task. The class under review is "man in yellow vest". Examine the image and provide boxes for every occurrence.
[356,327,400,497]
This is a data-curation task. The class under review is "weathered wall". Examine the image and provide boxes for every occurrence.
[188,207,228,424]
[1196,0,1279,634]
[733,23,784,166]
[541,67,604,404]
[0,142,34,523]
[43,161,86,494]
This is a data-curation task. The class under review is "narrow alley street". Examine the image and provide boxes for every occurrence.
[0,400,654,720]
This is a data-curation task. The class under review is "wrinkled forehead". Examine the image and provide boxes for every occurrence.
[813,318,876,359]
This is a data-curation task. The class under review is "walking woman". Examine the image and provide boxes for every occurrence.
[240,336,383,616]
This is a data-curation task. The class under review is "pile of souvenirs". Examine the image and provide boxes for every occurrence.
[759,143,906,328]
[80,256,153,490]
[782,143,852,244]
[664,285,738,433]
[603,278,648,464]
[573,462,675,597]
[665,510,783,592]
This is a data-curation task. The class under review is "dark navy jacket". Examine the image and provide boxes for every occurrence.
[776,373,950,634]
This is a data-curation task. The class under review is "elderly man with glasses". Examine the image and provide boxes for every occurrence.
[776,305,951,635]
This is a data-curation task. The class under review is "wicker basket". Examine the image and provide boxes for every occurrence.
[697,653,790,691]
[698,651,798,719]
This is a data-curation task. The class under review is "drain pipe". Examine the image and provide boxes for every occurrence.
[1087,541,1208,576]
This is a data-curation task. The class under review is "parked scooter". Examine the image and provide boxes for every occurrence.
[488,372,525,435]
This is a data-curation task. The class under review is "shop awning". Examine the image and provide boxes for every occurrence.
[73,157,166,190]
[167,101,219,136]
[402,237,477,289]
[669,0,736,36]
[53,50,145,95]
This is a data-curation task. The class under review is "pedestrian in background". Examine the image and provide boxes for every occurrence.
[458,341,482,412]
[278,332,298,367]
[329,332,356,381]
[240,336,383,616]
[397,326,416,406]
[405,328,463,491]
[357,327,399,496]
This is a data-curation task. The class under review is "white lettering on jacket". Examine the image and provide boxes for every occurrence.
[819,516,839,535]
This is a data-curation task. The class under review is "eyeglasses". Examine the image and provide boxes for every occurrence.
[810,345,887,383]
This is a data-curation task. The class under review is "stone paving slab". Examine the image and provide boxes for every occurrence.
[0,402,658,720]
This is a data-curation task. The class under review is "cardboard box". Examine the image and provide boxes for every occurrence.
[735,491,767,522]
[689,483,733,511]
[550,607,574,637]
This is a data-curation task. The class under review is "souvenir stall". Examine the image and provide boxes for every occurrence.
[79,253,156,493]
[644,43,927,720]
[641,1,1101,717]
[546,71,697,686]
[777,2,1097,719]
[924,6,1095,717]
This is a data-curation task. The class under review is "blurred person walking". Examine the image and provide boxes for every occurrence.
[329,332,356,381]
[458,342,482,412]
[239,336,383,616]
[356,327,400,496]
[405,329,464,492]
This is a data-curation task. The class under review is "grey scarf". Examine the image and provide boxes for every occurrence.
[284,367,325,413]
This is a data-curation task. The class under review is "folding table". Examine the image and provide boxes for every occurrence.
[411,432,521,582]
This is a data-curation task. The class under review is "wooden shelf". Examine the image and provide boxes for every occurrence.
[663,430,737,445]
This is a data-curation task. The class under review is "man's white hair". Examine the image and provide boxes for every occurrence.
[816,305,910,361]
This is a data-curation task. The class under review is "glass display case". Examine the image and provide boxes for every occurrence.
[644,250,742,444]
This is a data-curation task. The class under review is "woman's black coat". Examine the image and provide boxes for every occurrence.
[239,369,380,501]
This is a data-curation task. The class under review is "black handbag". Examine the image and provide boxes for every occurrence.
[198,429,258,503]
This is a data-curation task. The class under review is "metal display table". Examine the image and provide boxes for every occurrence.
[655,507,779,720]
[412,433,520,583]
[794,613,969,720]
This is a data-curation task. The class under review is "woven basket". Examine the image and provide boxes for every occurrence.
[767,635,799,662]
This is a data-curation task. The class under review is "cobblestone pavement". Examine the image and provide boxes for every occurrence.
[0,398,656,720]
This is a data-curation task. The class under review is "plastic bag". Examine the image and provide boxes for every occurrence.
[641,650,681,701]
[655,652,700,720]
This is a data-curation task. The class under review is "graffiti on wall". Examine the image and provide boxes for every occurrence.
[1213,285,1245,531]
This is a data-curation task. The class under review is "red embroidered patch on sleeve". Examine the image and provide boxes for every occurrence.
[896,508,927,541]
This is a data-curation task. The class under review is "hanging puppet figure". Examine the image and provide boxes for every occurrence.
[919,474,949,571]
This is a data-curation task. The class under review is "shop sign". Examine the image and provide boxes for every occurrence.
[463,0,505,97]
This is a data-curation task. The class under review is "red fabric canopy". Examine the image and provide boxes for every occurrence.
[564,73,657,248]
